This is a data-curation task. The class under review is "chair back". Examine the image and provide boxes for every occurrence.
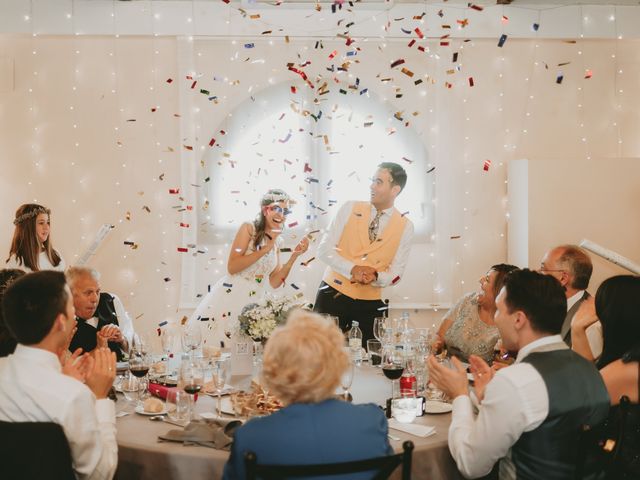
[244,440,414,480]
[0,421,75,480]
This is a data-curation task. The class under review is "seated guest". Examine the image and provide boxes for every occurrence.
[223,310,392,480]
[428,269,610,480]
[540,244,602,360]
[433,264,518,362]
[0,271,117,479]
[0,269,26,357]
[572,275,640,479]
[66,266,134,360]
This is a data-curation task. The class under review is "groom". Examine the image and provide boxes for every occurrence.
[314,162,414,344]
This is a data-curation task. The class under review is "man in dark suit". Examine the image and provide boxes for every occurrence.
[223,311,392,479]
[66,266,134,361]
[539,244,601,359]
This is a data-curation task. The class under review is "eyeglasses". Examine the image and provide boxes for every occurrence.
[269,205,292,216]
[539,267,566,274]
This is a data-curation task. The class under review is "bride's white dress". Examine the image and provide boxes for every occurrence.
[187,223,281,349]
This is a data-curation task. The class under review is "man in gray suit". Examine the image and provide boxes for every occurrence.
[539,244,602,359]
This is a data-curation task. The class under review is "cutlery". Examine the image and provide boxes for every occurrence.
[150,415,186,427]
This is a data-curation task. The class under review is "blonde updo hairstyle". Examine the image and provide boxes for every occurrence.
[262,310,348,405]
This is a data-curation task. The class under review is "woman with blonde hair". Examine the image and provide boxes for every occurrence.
[187,189,308,349]
[223,310,392,479]
[5,203,65,272]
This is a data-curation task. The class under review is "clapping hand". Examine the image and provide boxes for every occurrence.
[85,348,116,399]
[60,348,95,384]
[99,324,124,344]
[468,355,494,403]
[350,265,377,285]
[427,355,469,400]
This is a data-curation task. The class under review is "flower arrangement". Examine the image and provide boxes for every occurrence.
[238,293,308,342]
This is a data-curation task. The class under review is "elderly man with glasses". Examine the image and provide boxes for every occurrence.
[539,244,602,360]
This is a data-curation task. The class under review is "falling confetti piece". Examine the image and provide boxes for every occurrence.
[401,211,410,217]
[166,78,173,83]
[469,77,475,87]
[501,15,509,24]
[483,159,492,171]
[244,43,255,48]
[450,235,461,239]
[328,50,338,59]
[401,68,414,77]
[391,276,401,285]
[457,19,469,28]
[533,23,540,31]
[180,222,190,228]
[334,279,343,285]
[390,58,405,68]
[169,188,180,194]
[301,256,316,266]
[498,34,508,47]
[209,138,216,147]
[556,74,564,84]
[288,221,299,228]
[159,321,168,327]
[469,3,483,11]
[164,277,171,282]
[584,69,593,79]
[142,206,151,213]
[223,282,233,288]
[414,27,424,39]
[177,247,188,252]
[427,166,436,173]
[290,283,300,290]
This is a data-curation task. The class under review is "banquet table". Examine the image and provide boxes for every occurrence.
[115,364,464,480]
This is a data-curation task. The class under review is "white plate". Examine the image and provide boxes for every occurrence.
[424,400,452,414]
[135,405,169,416]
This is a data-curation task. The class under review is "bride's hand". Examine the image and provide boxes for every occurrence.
[292,236,310,257]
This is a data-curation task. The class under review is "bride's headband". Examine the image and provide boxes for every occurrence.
[13,206,50,226]
[262,192,295,205]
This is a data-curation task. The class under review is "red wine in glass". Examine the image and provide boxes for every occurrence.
[382,366,404,380]
[130,367,149,378]
[184,384,202,395]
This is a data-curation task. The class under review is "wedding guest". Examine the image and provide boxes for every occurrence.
[572,275,640,479]
[66,266,134,361]
[432,264,518,362]
[187,189,309,349]
[314,162,414,344]
[428,269,609,480]
[0,269,26,357]
[0,271,117,480]
[5,203,66,272]
[539,244,602,359]
[223,310,392,479]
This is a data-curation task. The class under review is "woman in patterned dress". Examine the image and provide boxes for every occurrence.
[432,264,518,363]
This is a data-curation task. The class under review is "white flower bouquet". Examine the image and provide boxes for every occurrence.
[238,293,308,342]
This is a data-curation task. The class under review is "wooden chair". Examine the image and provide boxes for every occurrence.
[244,440,414,480]
[0,421,75,480]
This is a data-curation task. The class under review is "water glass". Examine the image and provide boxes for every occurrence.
[121,373,139,403]
[166,388,190,423]
[373,317,386,342]
[366,339,382,367]
[340,359,355,402]
[392,397,418,424]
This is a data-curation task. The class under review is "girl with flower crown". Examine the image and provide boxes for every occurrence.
[5,203,66,272]
[187,189,309,349]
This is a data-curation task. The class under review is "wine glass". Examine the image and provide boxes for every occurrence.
[129,350,151,407]
[340,358,355,402]
[180,358,204,421]
[382,347,404,400]
[373,317,386,342]
[182,323,202,359]
[211,357,230,418]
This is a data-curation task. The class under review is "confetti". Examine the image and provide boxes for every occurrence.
[556,74,564,84]
[457,19,469,28]
[584,69,593,79]
[244,43,255,48]
[401,68,414,77]
[469,77,475,87]
[288,221,299,228]
[427,166,436,173]
[304,163,313,173]
[169,188,180,194]
[533,23,540,31]
[290,283,300,290]
[483,159,492,171]
[391,276,401,285]
[179,222,190,228]
[498,34,508,48]
[334,279,343,285]
[209,138,216,147]
[469,3,483,11]
[163,277,171,282]
[414,27,424,39]
[328,50,338,59]
[223,282,233,288]
[501,15,509,24]
[142,206,151,213]
[401,211,410,217]
[290,86,297,94]
[301,257,316,266]
[166,78,173,83]
[158,321,168,327]
[450,235,461,240]
[177,246,189,253]
[390,59,405,69]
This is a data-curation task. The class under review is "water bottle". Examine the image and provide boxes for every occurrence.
[348,321,363,367]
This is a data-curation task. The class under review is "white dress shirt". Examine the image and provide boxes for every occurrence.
[447,335,567,479]
[318,201,414,288]
[4,251,66,272]
[567,290,603,360]
[0,345,117,480]
[84,293,135,346]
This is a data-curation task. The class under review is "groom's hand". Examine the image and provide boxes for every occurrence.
[350,266,378,284]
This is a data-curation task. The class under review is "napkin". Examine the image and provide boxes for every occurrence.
[388,419,436,438]
[158,419,242,450]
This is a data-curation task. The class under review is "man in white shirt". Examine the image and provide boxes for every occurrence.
[428,269,609,480]
[540,244,603,359]
[314,162,414,343]
[0,270,118,480]
[67,266,134,361]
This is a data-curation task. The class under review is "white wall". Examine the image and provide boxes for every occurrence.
[2,33,640,340]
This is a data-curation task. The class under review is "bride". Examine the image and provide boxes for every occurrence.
[188,189,309,349]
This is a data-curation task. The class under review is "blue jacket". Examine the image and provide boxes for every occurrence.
[223,398,393,479]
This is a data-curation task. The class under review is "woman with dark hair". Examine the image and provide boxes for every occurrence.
[432,264,519,362]
[0,269,26,356]
[573,275,640,479]
[5,203,65,272]
[187,189,309,348]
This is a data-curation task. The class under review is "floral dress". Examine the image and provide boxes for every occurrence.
[442,292,500,363]
[187,223,281,349]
